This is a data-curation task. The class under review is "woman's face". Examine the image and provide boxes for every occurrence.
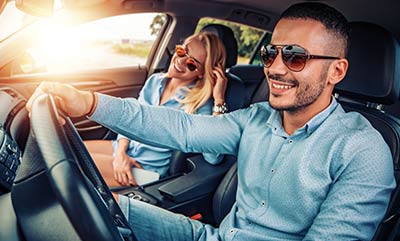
[167,37,207,82]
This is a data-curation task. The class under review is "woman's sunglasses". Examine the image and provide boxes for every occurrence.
[175,45,202,72]
[260,44,341,72]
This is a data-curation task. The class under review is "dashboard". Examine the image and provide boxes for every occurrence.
[0,88,27,194]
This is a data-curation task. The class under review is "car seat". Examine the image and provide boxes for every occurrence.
[212,21,400,241]
[335,21,400,241]
[168,24,255,176]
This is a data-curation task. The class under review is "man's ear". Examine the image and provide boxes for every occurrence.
[328,58,349,85]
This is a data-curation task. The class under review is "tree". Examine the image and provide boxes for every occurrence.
[196,18,265,59]
[150,14,167,36]
[150,16,266,60]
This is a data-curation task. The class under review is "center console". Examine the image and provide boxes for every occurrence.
[0,88,27,194]
[0,125,22,192]
[116,154,236,223]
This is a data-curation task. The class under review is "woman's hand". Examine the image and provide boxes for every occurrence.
[113,150,142,186]
[26,81,94,117]
[212,66,228,104]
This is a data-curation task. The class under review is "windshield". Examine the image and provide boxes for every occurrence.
[0,2,37,42]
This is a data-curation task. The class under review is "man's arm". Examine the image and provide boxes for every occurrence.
[304,130,396,240]
[196,99,224,165]
[25,82,244,158]
[90,93,247,156]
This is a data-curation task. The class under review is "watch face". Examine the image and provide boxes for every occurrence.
[213,103,227,113]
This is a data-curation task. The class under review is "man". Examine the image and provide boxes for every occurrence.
[27,2,395,240]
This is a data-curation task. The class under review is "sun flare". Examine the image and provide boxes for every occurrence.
[26,13,157,73]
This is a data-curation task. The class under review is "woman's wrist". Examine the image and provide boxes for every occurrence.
[213,97,225,105]
[115,151,126,158]
[213,102,228,114]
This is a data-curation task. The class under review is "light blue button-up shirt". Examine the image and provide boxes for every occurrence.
[113,73,218,176]
[91,94,395,240]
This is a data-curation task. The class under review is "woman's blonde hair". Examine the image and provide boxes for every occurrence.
[178,32,227,114]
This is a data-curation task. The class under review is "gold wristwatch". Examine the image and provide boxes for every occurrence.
[213,103,228,114]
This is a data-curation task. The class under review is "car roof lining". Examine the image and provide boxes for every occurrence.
[61,0,400,37]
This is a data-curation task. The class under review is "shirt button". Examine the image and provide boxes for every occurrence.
[288,139,294,144]
[261,201,266,206]
[230,229,234,233]
[271,169,275,173]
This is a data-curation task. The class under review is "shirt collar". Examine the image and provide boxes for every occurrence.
[305,97,338,134]
[160,77,197,101]
[159,76,169,95]
[267,97,339,136]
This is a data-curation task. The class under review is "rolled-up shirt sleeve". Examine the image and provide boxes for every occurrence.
[89,93,246,156]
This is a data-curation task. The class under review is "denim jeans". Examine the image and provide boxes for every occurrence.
[118,195,221,241]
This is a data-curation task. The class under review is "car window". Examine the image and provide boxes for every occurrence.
[250,32,272,65]
[196,18,267,64]
[0,2,37,42]
[14,13,167,75]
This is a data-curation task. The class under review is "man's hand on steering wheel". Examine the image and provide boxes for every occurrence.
[26,81,95,118]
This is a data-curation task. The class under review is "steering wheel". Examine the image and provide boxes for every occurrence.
[29,94,136,241]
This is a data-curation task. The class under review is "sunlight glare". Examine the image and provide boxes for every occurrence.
[30,17,91,72]
[28,13,157,73]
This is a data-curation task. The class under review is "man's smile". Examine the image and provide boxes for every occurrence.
[269,80,296,95]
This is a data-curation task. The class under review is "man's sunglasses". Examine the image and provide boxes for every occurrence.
[175,45,202,72]
[260,44,341,72]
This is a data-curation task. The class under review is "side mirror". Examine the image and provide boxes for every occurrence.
[15,0,54,17]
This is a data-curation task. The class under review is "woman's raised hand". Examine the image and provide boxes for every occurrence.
[212,66,228,104]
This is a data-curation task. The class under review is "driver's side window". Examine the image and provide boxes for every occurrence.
[12,13,167,75]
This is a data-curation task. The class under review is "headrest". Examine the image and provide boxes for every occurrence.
[229,64,265,85]
[335,22,400,105]
[201,24,238,68]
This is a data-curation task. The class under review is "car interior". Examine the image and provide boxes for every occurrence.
[0,0,400,240]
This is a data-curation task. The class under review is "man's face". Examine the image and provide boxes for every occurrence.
[265,19,334,112]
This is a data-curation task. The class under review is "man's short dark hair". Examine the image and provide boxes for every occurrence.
[280,2,350,56]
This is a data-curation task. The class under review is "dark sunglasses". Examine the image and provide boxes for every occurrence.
[260,44,341,72]
[175,45,202,72]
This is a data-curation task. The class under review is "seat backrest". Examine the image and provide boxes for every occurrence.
[335,21,400,241]
[213,162,237,224]
[200,24,268,110]
[212,22,400,237]
[335,22,400,105]
[169,24,244,175]
[228,64,268,105]
[200,23,238,69]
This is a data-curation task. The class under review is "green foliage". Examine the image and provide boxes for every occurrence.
[150,14,167,36]
[149,15,267,62]
[112,42,152,57]
[196,18,265,59]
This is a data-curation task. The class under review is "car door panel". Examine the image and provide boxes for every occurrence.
[0,66,148,140]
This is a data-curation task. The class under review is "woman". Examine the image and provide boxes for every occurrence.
[85,31,228,187]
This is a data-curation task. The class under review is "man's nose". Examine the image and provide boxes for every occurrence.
[267,51,288,75]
